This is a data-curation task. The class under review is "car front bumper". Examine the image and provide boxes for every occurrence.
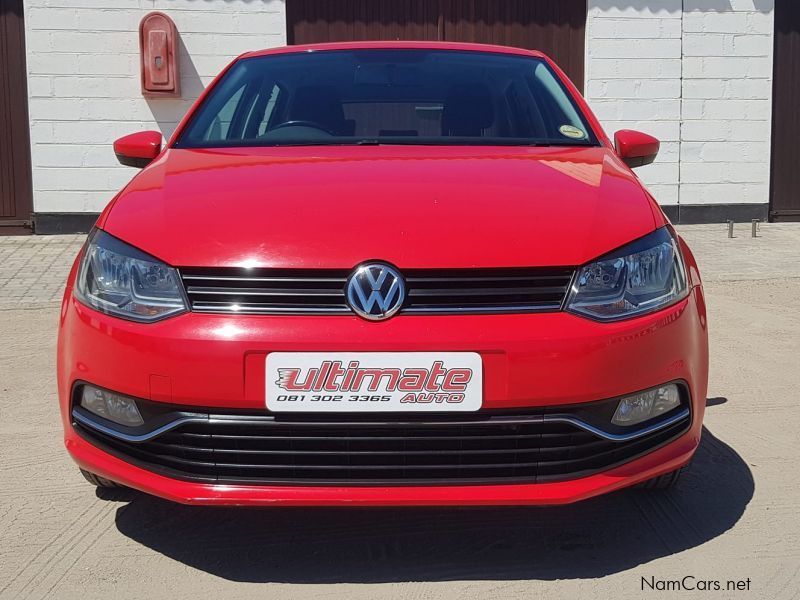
[57,259,708,506]
[64,429,698,506]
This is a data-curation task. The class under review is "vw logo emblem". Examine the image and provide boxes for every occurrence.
[346,263,406,321]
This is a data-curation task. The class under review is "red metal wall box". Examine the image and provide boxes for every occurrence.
[139,12,180,97]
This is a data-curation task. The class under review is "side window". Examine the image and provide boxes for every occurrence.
[531,63,588,140]
[504,81,546,138]
[258,84,281,136]
[203,85,245,141]
[200,81,282,142]
[239,82,282,139]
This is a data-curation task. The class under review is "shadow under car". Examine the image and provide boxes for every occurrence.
[109,426,751,583]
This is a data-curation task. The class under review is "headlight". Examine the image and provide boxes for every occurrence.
[566,227,688,321]
[75,230,187,322]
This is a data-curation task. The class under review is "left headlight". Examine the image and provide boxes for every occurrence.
[566,227,689,321]
[75,230,187,322]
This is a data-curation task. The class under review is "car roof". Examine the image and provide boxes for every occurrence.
[242,40,547,60]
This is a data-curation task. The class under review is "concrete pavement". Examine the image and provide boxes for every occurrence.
[3,224,800,310]
[1,225,798,599]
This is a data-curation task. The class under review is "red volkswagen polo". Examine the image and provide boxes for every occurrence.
[57,42,708,506]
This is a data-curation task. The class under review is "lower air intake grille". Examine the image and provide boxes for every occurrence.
[75,410,690,485]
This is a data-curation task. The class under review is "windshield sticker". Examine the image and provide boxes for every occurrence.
[559,125,586,140]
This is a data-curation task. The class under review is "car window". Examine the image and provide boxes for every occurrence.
[258,84,281,136]
[203,84,244,140]
[176,49,598,148]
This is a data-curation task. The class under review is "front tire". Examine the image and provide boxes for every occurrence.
[80,468,121,488]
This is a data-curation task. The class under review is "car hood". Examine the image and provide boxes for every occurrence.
[102,145,660,269]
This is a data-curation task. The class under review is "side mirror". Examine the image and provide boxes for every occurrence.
[614,130,660,169]
[113,131,162,168]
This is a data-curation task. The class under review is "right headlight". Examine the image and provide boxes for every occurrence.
[566,227,689,321]
[74,230,187,322]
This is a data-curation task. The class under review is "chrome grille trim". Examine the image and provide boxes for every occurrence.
[190,304,353,315]
[181,275,347,284]
[73,406,690,445]
[179,266,575,316]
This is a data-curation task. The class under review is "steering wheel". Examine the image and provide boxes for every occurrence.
[270,120,336,135]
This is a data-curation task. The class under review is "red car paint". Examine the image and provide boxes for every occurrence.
[58,42,708,506]
[614,129,661,168]
[100,145,662,270]
[113,130,161,163]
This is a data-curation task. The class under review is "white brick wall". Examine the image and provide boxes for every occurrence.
[586,0,684,206]
[680,1,773,206]
[586,0,775,209]
[25,0,775,215]
[24,0,286,213]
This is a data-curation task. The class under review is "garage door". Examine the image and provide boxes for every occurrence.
[770,0,800,221]
[0,0,33,235]
[286,0,586,91]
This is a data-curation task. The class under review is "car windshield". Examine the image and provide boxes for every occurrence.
[175,49,598,148]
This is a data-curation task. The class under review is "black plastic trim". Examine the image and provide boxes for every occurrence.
[662,203,769,224]
[115,153,152,169]
[33,213,98,235]
[71,380,692,487]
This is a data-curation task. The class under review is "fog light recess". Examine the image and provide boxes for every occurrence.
[611,384,681,427]
[80,385,144,427]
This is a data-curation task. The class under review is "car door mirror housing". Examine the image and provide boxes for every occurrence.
[614,130,660,169]
[113,131,163,168]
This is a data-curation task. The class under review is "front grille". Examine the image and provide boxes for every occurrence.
[179,267,574,315]
[75,410,690,485]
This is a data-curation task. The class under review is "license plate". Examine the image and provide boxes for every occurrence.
[266,352,482,412]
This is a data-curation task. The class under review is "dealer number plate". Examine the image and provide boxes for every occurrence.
[266,352,482,412]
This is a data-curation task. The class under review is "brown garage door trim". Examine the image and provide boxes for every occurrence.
[0,0,34,235]
[286,0,586,92]
[769,0,800,222]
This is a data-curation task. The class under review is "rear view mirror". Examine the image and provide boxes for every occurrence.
[113,131,162,168]
[614,130,660,169]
